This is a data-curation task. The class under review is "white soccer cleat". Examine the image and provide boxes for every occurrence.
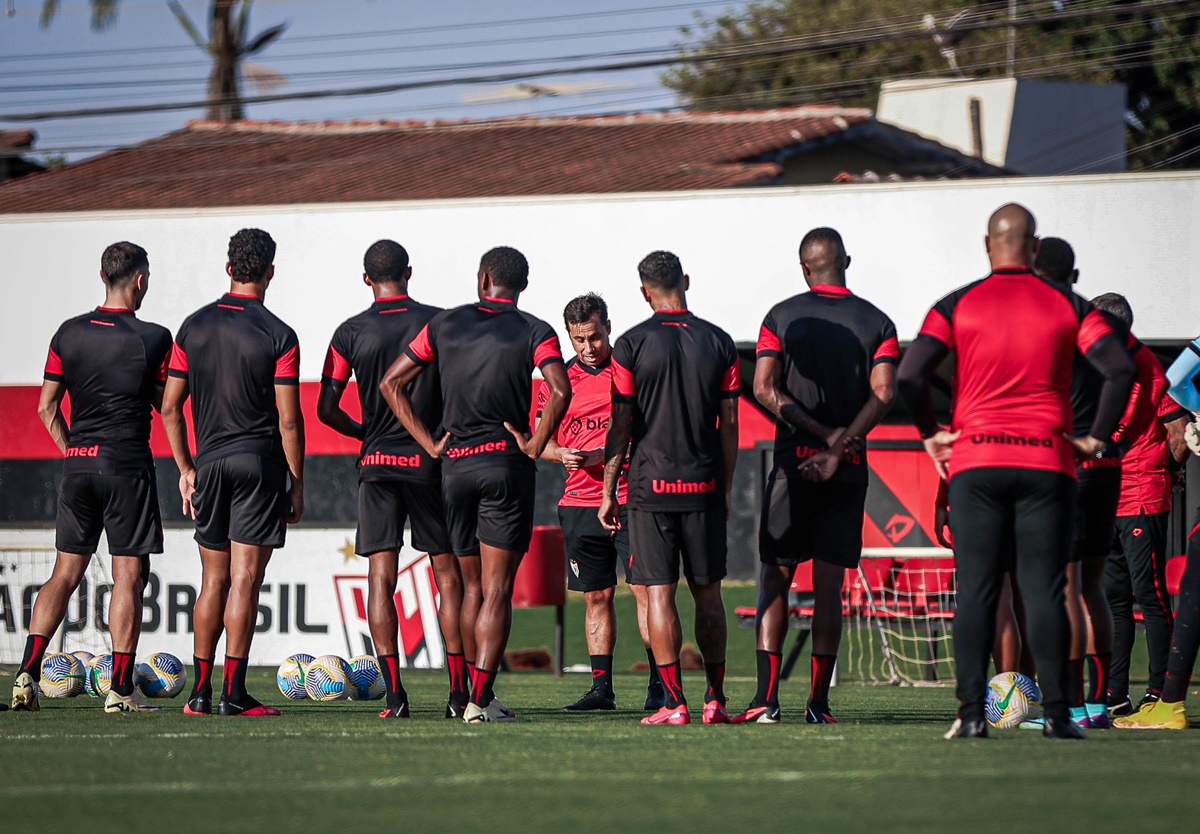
[463,698,518,724]
[104,689,164,714]
[11,672,39,712]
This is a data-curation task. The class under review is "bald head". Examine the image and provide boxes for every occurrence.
[984,203,1038,268]
[799,227,849,287]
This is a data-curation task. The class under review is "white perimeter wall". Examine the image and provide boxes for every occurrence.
[2,171,1198,386]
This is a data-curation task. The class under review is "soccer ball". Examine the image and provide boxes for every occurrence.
[40,652,86,698]
[985,671,1041,728]
[303,654,350,701]
[72,650,95,671]
[277,653,314,700]
[137,652,187,698]
[85,654,113,698]
[347,656,386,701]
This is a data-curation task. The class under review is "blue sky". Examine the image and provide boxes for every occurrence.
[1,0,741,161]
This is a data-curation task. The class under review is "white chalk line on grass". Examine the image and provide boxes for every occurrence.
[0,768,1012,798]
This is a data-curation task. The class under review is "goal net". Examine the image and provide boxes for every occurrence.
[0,545,113,665]
[840,549,956,686]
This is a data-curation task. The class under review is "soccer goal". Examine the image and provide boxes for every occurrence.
[840,549,957,686]
[0,544,113,665]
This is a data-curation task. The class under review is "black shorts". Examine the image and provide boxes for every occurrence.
[1072,465,1122,559]
[442,464,536,557]
[759,471,867,568]
[356,479,451,556]
[627,506,726,586]
[56,471,163,556]
[558,504,631,592]
[193,453,288,550]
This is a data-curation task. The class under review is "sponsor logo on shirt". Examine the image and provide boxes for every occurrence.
[65,444,101,458]
[795,445,861,466]
[359,452,422,468]
[567,416,609,435]
[969,433,1055,448]
[652,477,718,495]
[444,440,508,459]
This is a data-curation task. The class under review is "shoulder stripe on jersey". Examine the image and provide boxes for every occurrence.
[322,344,352,384]
[274,344,300,384]
[721,361,740,396]
[756,323,782,358]
[611,357,636,399]
[873,336,900,364]
[44,346,64,380]
[168,342,188,375]
[1078,308,1115,355]
[155,350,170,384]
[533,334,564,370]
[918,308,954,351]
[406,324,436,365]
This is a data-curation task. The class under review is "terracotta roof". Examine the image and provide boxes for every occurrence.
[0,107,998,212]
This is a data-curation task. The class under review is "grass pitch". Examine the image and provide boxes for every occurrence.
[2,585,1198,833]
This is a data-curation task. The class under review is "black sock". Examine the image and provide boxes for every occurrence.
[1068,657,1086,708]
[470,666,497,707]
[658,661,685,708]
[809,653,837,711]
[704,661,726,704]
[754,650,783,707]
[1086,653,1111,703]
[591,654,614,693]
[645,649,661,686]
[378,654,407,708]
[111,651,136,696]
[447,652,469,703]
[19,633,51,680]
[191,656,214,699]
[222,655,253,704]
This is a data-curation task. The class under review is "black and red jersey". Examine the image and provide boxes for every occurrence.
[1113,340,1187,517]
[323,295,442,483]
[168,293,299,468]
[405,296,563,471]
[756,284,898,483]
[44,307,172,475]
[1070,310,1132,442]
[538,356,627,507]
[917,268,1117,478]
[611,309,740,511]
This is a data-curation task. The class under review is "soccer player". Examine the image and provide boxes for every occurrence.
[1096,292,1189,716]
[318,240,453,719]
[381,246,570,724]
[898,204,1135,740]
[599,250,739,726]
[161,228,304,718]
[1027,238,1129,729]
[9,242,170,714]
[731,227,897,725]
[539,293,661,712]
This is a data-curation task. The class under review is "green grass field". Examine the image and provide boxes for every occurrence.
[3,584,1198,833]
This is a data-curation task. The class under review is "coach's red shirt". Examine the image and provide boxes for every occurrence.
[1113,338,1187,516]
[405,296,563,471]
[756,284,898,484]
[538,356,627,507]
[917,268,1116,478]
[612,309,739,512]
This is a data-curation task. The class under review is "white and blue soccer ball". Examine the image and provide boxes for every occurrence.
[347,656,386,701]
[137,652,187,698]
[85,654,113,698]
[277,653,314,700]
[985,671,1041,728]
[303,654,349,701]
[72,650,95,672]
[40,652,86,698]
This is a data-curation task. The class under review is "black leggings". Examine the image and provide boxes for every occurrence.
[1107,511,1173,699]
[949,467,1076,721]
[1164,512,1200,703]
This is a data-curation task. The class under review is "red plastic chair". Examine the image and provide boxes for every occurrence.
[512,526,567,675]
[1166,555,1187,598]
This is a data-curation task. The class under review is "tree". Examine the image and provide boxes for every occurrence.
[664,0,1200,170]
[40,0,286,122]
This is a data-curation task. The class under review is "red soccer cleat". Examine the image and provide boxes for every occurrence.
[640,704,691,725]
[702,701,730,724]
[730,704,781,724]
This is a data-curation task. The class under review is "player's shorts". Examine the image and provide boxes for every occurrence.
[627,506,726,586]
[192,453,288,550]
[56,471,163,556]
[759,470,867,568]
[356,479,451,556]
[558,504,631,592]
[1071,464,1122,559]
[442,464,536,556]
